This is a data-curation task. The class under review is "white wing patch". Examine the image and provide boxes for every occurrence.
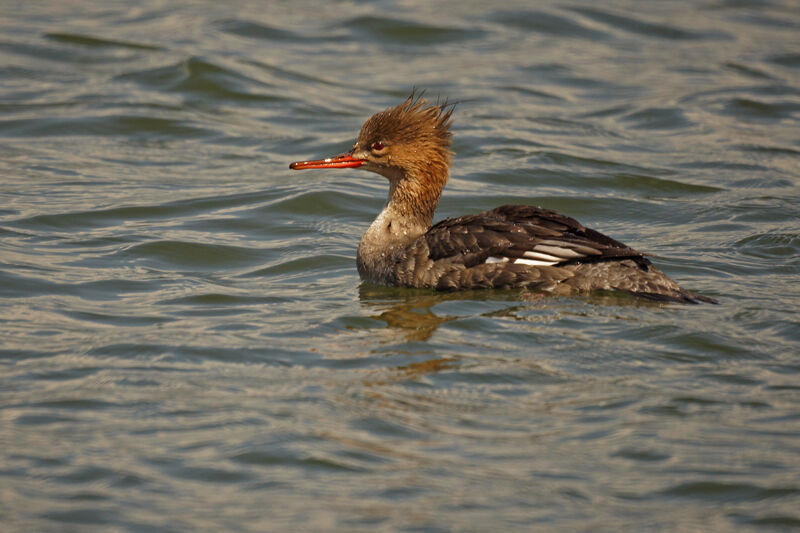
[484,241,596,267]
[485,255,558,266]
[514,257,559,266]
[523,250,561,262]
[533,244,585,259]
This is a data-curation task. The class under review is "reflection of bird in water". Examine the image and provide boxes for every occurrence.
[358,283,678,346]
[358,286,456,343]
[357,285,548,343]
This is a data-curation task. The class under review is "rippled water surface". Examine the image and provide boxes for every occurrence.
[2,0,800,531]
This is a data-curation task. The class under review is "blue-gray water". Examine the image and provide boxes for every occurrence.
[2,1,799,531]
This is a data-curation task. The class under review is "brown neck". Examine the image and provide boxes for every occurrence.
[386,159,449,229]
[356,160,449,283]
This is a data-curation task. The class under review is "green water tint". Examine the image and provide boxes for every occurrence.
[1,0,799,531]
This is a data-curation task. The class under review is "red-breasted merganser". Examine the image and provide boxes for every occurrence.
[290,93,717,304]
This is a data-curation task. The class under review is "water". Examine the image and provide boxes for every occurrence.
[1,0,799,530]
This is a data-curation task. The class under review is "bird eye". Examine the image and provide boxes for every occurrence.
[371,142,385,152]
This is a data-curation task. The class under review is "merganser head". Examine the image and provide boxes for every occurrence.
[290,92,455,185]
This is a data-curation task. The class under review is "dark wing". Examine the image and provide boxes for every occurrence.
[425,204,649,269]
[389,205,715,301]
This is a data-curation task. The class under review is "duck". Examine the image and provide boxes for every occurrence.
[290,93,717,304]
